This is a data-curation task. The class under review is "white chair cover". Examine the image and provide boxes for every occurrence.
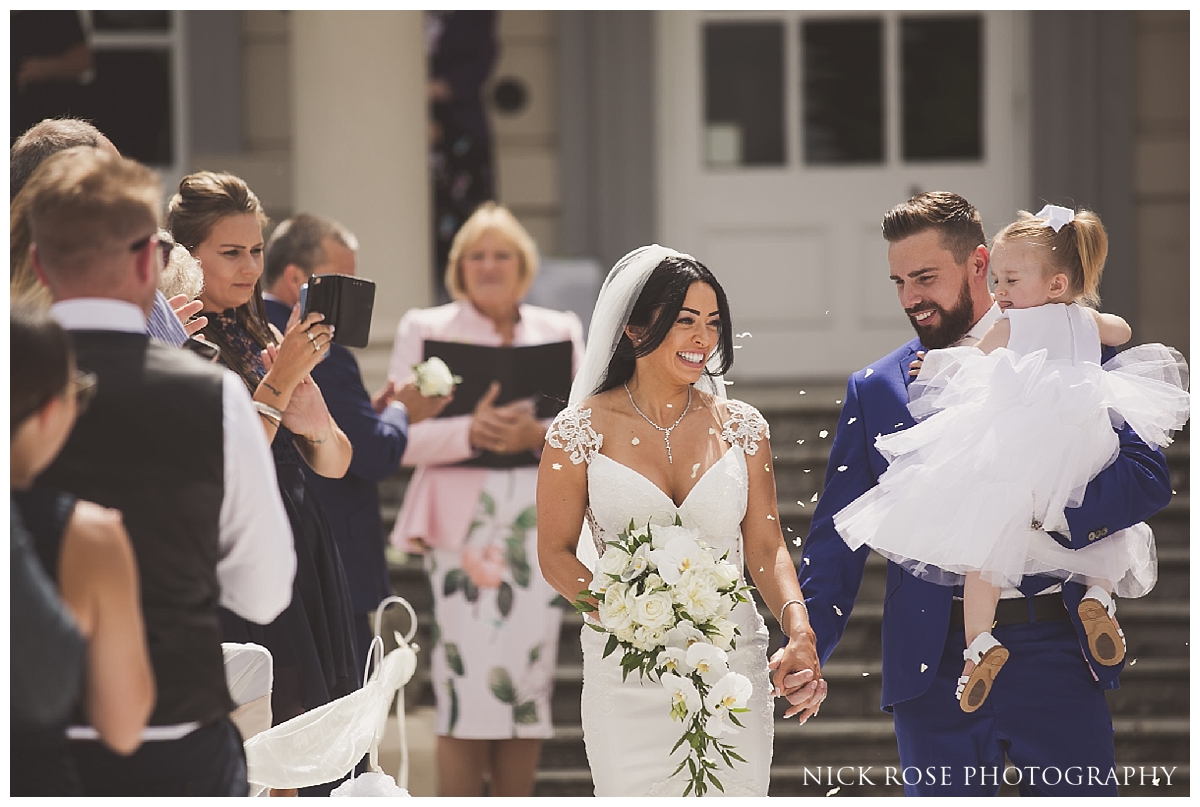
[222,642,273,741]
[243,597,419,796]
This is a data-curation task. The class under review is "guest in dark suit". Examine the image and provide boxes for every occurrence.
[263,213,450,662]
[787,192,1172,795]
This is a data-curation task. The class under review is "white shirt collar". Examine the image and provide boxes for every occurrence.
[50,299,148,333]
[955,301,1002,347]
[261,290,288,307]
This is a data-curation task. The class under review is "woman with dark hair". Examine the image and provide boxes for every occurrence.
[11,302,154,794]
[166,172,359,794]
[537,246,826,796]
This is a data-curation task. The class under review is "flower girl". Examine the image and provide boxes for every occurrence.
[834,205,1190,712]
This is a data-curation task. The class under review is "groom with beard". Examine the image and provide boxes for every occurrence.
[789,192,1172,795]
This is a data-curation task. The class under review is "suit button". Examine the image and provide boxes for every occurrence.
[1087,531,1099,542]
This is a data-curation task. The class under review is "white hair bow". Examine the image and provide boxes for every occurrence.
[1034,204,1075,233]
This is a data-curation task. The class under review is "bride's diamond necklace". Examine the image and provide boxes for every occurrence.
[624,382,691,464]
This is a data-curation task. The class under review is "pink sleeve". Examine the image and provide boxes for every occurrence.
[389,309,477,468]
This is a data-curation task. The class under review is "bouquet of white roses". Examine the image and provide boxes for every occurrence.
[412,356,461,397]
[576,518,756,796]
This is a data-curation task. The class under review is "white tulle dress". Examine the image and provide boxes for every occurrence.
[835,302,1189,594]
[547,398,775,797]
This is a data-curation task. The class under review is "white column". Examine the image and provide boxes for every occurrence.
[291,10,430,388]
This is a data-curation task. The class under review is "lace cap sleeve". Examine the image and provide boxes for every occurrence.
[546,404,603,465]
[720,399,770,456]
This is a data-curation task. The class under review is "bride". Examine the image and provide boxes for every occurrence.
[537,245,826,796]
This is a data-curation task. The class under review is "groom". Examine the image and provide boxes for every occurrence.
[791,192,1172,795]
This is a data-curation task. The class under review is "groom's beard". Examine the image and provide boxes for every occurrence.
[905,275,976,350]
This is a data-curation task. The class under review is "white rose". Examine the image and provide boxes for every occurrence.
[675,568,724,622]
[709,617,738,651]
[649,524,696,550]
[632,590,675,631]
[412,356,461,397]
[643,572,665,592]
[597,545,631,581]
[598,582,635,634]
[685,642,729,685]
[712,560,741,590]
[632,624,668,651]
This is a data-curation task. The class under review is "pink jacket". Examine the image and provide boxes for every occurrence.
[387,300,585,553]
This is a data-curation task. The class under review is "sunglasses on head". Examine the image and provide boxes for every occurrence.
[129,231,177,265]
[11,369,98,430]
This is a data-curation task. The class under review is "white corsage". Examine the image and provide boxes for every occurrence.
[412,356,461,396]
[1034,203,1076,233]
[577,518,755,796]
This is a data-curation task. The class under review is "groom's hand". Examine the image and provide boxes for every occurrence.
[769,644,828,724]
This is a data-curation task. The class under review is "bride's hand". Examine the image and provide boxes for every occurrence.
[768,641,827,724]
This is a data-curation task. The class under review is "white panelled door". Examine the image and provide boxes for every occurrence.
[656,10,1031,380]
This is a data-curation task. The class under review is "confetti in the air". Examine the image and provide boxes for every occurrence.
[837,465,848,472]
[819,430,828,438]
[792,537,802,547]
[691,463,701,479]
[836,399,842,404]
[864,368,874,377]
[811,493,818,502]
[796,439,805,445]
[709,427,716,434]
[786,527,793,532]
[798,390,806,395]
[767,515,775,521]
[765,464,771,472]
[797,501,805,508]
[920,663,928,673]
[552,463,563,470]
[827,787,840,797]
[631,437,640,445]
[847,417,856,425]
[1129,658,1137,666]
[862,672,870,677]
[737,332,753,338]
[833,605,843,616]
[804,469,811,473]
[803,557,810,565]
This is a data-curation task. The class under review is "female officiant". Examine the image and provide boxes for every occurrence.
[387,202,583,796]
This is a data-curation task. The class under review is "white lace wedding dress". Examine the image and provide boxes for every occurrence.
[547,398,774,797]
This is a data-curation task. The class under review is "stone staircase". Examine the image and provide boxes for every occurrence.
[381,381,1189,797]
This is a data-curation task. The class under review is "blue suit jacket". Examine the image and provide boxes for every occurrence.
[798,337,1173,711]
[265,299,408,617]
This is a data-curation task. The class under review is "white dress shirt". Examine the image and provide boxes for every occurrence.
[50,298,296,624]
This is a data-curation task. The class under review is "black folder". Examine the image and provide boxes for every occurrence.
[422,339,573,468]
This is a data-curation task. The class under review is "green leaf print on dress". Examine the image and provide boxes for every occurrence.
[514,700,539,724]
[489,666,517,704]
[445,642,465,676]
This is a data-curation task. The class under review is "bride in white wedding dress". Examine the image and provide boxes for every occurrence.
[537,246,827,796]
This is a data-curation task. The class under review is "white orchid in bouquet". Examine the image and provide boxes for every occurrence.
[575,517,756,796]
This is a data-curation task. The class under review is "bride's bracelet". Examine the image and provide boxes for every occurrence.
[778,598,808,633]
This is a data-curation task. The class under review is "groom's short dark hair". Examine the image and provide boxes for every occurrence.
[881,191,986,265]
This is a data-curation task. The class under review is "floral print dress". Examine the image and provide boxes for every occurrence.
[424,467,561,739]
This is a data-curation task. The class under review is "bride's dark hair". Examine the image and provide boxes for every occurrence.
[597,256,735,394]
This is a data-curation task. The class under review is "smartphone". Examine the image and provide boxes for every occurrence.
[299,282,309,317]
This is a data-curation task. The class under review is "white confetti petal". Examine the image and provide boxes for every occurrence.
[691,463,701,479]
[811,493,819,502]
[796,439,805,445]
[864,368,874,377]
[862,672,869,677]
[737,331,753,338]
[759,567,764,572]
[836,400,842,404]
[833,605,843,616]
[825,310,830,315]
[765,464,771,471]
[786,527,793,532]
[798,390,806,395]
[837,465,848,472]
[1129,658,1137,666]
[826,787,840,797]
[577,578,586,583]
[920,663,928,673]
[767,515,775,520]
[733,345,743,349]
[819,430,828,438]
[631,437,640,445]
[847,417,856,425]
[792,537,802,547]
[552,463,563,470]
[803,469,811,473]
[895,422,904,428]
[709,427,716,434]
[803,557,810,565]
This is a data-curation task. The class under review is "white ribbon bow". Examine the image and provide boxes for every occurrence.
[1034,204,1075,233]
